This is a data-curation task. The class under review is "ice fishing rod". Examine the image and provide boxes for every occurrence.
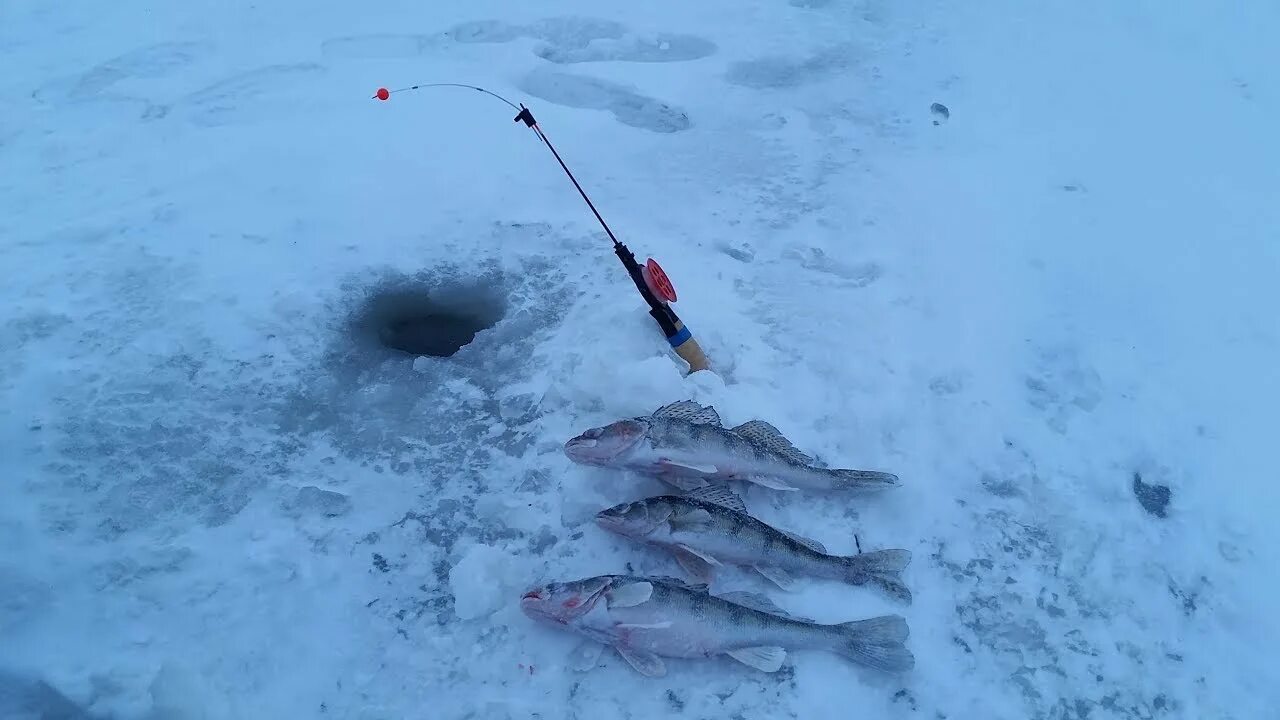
[373,83,711,373]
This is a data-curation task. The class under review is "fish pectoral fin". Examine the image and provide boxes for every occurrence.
[668,508,716,533]
[726,646,787,673]
[676,543,722,567]
[614,621,673,630]
[669,545,717,582]
[753,564,797,590]
[660,474,709,491]
[670,545,721,579]
[743,475,800,491]
[660,459,719,475]
[568,640,606,672]
[607,581,654,608]
[615,645,667,677]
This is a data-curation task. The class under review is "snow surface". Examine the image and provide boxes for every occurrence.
[3,0,1278,718]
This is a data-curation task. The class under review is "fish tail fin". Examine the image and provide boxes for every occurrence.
[831,615,914,673]
[841,549,912,603]
[826,468,899,491]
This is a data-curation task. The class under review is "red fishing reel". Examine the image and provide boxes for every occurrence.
[641,258,678,304]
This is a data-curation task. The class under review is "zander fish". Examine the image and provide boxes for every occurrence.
[520,574,914,677]
[596,486,912,602]
[564,401,898,492]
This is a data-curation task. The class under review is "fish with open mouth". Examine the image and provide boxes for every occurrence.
[520,574,913,677]
[564,401,898,492]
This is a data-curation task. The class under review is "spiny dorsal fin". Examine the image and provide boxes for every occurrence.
[685,485,748,513]
[716,590,813,622]
[731,420,813,463]
[779,528,826,554]
[653,400,722,426]
[753,564,797,590]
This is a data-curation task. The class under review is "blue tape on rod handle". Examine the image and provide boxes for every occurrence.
[667,326,692,347]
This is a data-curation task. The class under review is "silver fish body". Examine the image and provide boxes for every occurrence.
[595,489,912,602]
[564,401,898,492]
[520,574,913,677]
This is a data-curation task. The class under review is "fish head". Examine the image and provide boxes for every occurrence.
[520,576,614,626]
[563,419,649,467]
[594,499,673,540]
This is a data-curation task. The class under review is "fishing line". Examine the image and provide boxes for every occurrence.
[372,83,521,112]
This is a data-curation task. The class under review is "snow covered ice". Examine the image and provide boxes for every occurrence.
[2,1,1278,718]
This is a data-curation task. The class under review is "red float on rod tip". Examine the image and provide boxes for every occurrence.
[374,87,390,101]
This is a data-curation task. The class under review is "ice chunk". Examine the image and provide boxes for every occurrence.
[281,486,350,519]
[149,662,230,720]
[687,365,726,400]
[591,356,687,417]
[0,672,91,720]
[449,545,515,620]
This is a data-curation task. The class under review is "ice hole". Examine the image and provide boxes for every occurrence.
[358,282,505,358]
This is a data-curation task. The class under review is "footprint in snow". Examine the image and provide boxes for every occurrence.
[518,70,691,134]
[785,246,882,287]
[321,16,717,65]
[724,46,858,90]
[32,42,209,106]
